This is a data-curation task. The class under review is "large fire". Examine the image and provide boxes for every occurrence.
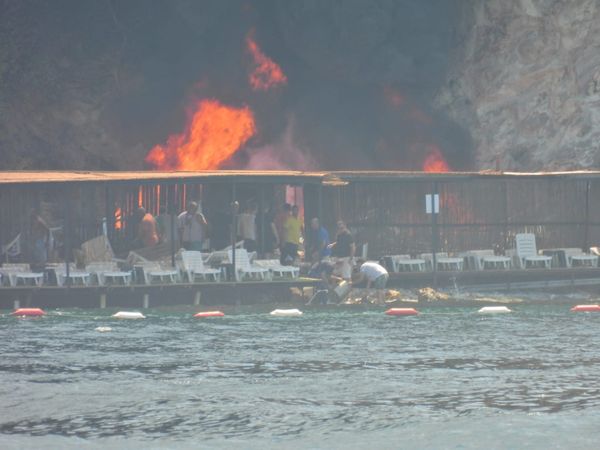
[423,145,450,172]
[145,99,256,170]
[246,30,287,91]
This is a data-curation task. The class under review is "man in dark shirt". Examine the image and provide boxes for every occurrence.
[327,221,355,280]
[329,220,355,258]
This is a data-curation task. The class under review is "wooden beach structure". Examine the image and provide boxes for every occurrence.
[2,170,600,309]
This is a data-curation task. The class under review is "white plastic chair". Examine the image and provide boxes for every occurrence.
[464,249,513,270]
[55,263,91,286]
[181,251,221,282]
[420,252,462,271]
[481,255,512,270]
[392,255,426,272]
[139,262,178,284]
[437,257,464,271]
[563,248,598,268]
[228,249,269,281]
[0,263,44,286]
[389,254,409,272]
[86,262,132,285]
[254,259,299,279]
[420,252,447,270]
[515,233,552,269]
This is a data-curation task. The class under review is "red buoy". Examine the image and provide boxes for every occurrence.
[571,304,600,312]
[11,308,46,317]
[194,311,225,318]
[385,308,419,316]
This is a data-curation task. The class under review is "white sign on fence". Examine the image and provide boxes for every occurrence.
[425,194,439,214]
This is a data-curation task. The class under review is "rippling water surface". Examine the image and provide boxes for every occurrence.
[2,303,600,449]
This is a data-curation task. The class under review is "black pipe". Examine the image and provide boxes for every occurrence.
[584,180,590,251]
[231,183,238,281]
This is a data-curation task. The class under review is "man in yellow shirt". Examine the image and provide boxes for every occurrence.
[280,205,303,265]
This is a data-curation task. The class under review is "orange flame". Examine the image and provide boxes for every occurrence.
[423,146,450,172]
[246,30,287,91]
[146,99,256,170]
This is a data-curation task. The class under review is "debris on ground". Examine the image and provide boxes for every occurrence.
[417,287,450,302]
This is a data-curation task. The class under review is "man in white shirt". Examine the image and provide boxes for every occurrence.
[352,260,389,304]
[177,201,207,251]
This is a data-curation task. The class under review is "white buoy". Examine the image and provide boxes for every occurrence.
[112,311,146,319]
[478,306,511,314]
[95,326,112,332]
[270,308,303,317]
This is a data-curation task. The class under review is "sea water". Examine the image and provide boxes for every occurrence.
[2,303,600,449]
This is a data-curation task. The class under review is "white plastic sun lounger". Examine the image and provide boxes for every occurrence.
[0,263,44,286]
[228,249,269,281]
[515,233,552,269]
[180,251,221,282]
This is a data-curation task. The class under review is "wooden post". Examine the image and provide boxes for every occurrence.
[231,182,238,282]
[143,293,150,309]
[259,186,265,256]
[318,184,323,224]
[502,180,509,251]
[169,184,176,268]
[64,190,72,286]
[13,299,20,310]
[584,180,590,251]
[105,186,112,240]
[194,290,201,306]
[432,181,439,288]
[99,293,107,309]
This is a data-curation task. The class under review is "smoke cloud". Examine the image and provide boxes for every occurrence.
[0,0,473,170]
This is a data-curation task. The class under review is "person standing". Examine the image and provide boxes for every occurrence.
[138,210,159,248]
[329,221,355,258]
[177,201,207,251]
[308,217,331,262]
[28,209,50,271]
[257,203,278,257]
[274,203,290,253]
[280,204,303,265]
[237,202,258,253]
[328,220,355,279]
[127,206,147,250]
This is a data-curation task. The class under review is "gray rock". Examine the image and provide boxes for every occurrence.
[436,0,600,170]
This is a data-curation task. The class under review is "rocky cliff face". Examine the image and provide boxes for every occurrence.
[437,0,600,170]
[0,1,143,169]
